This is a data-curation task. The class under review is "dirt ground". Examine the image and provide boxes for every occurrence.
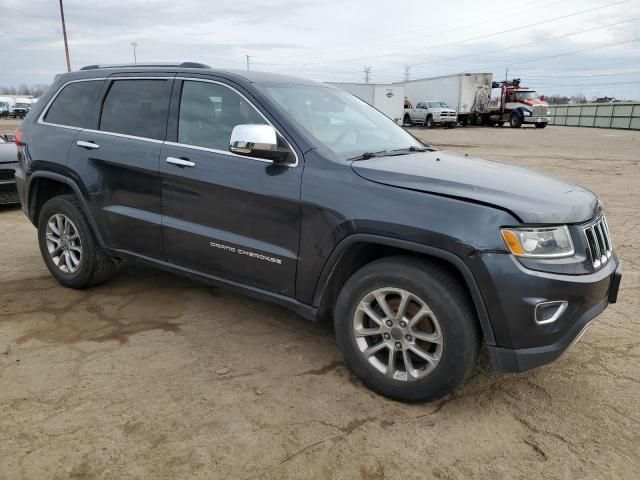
[1,121,638,479]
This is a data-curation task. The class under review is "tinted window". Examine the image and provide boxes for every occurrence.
[100,80,171,140]
[178,81,266,150]
[44,80,103,128]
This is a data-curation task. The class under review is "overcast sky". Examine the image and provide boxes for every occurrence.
[1,0,639,99]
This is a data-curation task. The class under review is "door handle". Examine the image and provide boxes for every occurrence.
[77,140,100,150]
[166,156,195,168]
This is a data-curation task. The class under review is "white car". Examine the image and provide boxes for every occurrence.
[403,101,457,128]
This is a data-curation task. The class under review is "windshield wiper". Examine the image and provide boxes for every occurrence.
[391,146,436,153]
[349,150,388,161]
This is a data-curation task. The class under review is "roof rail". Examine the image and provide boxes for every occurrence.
[79,62,211,71]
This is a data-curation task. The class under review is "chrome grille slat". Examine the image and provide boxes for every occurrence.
[584,215,612,269]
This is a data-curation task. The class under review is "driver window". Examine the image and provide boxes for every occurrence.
[178,81,267,150]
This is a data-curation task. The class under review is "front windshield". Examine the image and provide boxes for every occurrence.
[515,91,539,100]
[439,102,449,108]
[259,84,424,160]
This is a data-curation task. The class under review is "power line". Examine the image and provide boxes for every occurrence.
[299,36,639,80]
[350,16,639,76]
[253,0,632,67]
[254,0,570,61]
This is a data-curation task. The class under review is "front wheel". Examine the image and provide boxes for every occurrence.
[403,114,413,127]
[510,112,523,128]
[425,115,435,129]
[38,195,116,289]
[334,256,480,402]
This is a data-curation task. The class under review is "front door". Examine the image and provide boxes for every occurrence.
[160,79,302,296]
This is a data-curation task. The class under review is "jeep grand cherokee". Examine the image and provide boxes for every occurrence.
[14,63,622,402]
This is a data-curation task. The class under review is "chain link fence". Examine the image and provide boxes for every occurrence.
[549,102,640,130]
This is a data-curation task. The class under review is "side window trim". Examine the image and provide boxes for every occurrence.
[169,77,299,167]
[38,78,107,130]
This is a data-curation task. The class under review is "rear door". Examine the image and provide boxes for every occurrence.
[159,78,302,296]
[67,76,173,259]
[414,102,427,122]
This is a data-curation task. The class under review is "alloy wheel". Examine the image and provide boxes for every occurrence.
[45,213,82,274]
[353,287,443,381]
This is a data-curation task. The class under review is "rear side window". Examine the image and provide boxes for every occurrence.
[178,80,266,151]
[100,79,171,140]
[43,80,103,128]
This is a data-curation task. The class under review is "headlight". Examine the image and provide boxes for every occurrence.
[501,226,574,258]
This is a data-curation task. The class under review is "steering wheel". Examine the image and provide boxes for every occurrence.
[334,127,361,145]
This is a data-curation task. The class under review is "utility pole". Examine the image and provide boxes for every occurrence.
[246,55,251,71]
[58,0,71,72]
[363,66,372,84]
[131,42,138,63]
[404,65,411,82]
[505,68,509,82]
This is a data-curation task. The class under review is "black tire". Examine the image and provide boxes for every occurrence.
[37,195,115,289]
[334,256,480,403]
[509,112,523,128]
[535,123,547,129]
[403,114,413,127]
[425,115,434,129]
[497,121,505,127]
[446,123,456,129]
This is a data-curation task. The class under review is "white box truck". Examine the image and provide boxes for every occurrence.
[396,73,492,125]
[327,82,405,124]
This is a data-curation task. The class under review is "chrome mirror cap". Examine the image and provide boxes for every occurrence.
[230,124,277,153]
[229,124,293,164]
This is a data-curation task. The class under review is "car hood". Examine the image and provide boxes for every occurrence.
[351,150,598,224]
[0,142,18,164]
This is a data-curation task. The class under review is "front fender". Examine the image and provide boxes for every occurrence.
[311,233,496,346]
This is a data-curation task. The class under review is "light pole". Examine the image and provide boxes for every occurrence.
[131,42,138,63]
[58,0,71,72]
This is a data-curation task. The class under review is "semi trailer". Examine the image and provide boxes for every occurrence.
[395,73,492,126]
[326,82,405,124]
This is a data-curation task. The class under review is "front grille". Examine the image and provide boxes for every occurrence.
[584,216,613,269]
[0,169,15,182]
[532,105,549,116]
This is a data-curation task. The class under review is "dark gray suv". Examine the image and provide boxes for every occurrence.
[14,63,622,402]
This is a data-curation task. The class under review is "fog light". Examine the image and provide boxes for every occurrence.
[535,301,568,325]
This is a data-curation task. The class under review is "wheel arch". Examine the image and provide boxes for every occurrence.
[312,234,496,345]
[28,171,105,246]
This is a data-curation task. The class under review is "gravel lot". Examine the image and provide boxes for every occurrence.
[1,121,638,479]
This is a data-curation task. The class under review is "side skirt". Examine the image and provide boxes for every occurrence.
[105,248,318,322]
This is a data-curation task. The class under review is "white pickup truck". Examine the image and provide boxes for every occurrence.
[403,101,457,128]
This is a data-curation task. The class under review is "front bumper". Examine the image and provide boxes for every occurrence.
[523,116,550,124]
[474,252,622,373]
[0,162,19,205]
[436,117,457,123]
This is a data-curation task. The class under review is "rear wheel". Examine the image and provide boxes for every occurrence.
[334,257,480,402]
[497,121,505,127]
[403,114,413,127]
[535,122,547,129]
[510,112,523,128]
[38,195,115,289]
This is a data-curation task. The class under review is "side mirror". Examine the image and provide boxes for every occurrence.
[229,124,293,164]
